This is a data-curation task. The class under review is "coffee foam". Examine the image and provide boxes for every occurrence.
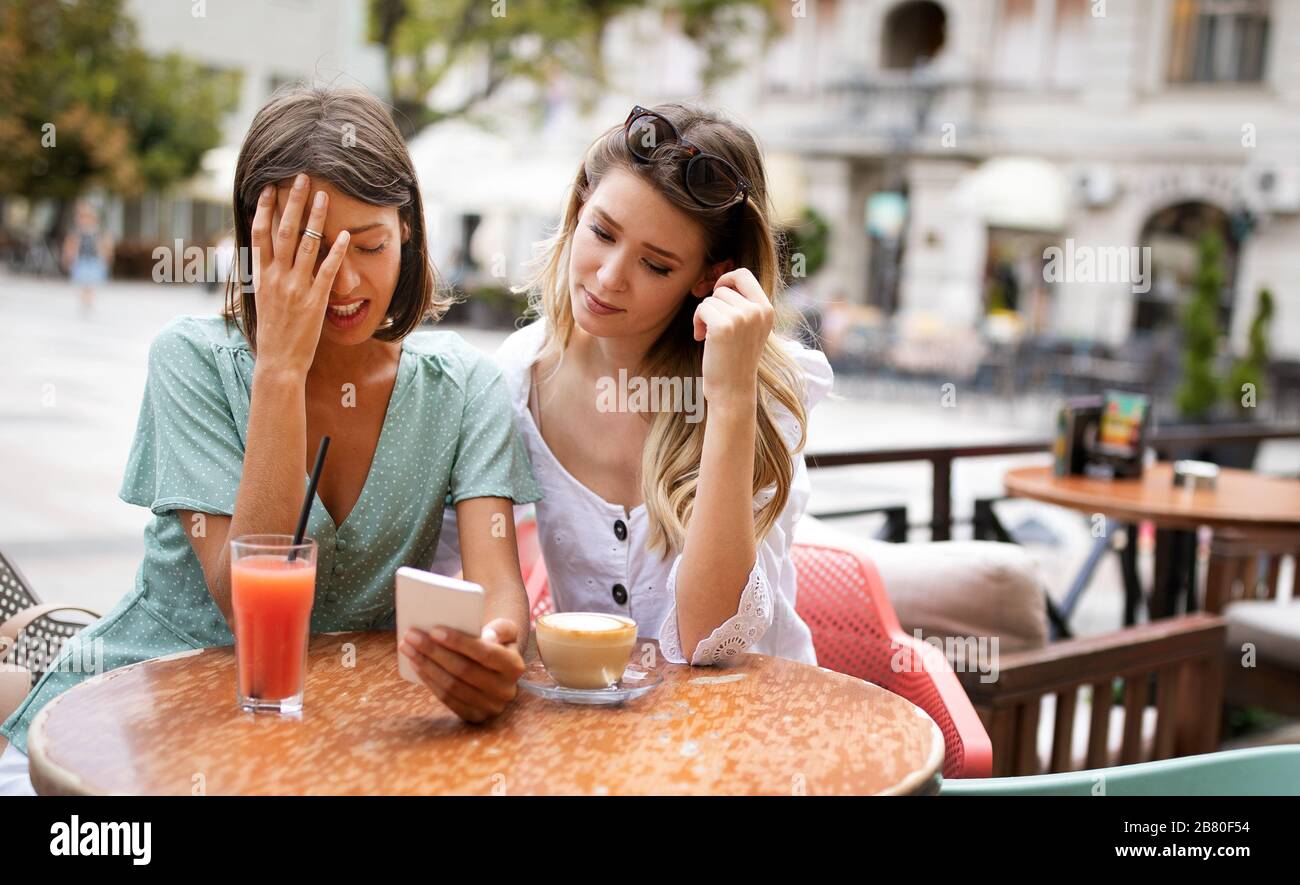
[539,612,633,633]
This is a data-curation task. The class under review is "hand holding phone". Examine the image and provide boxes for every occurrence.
[395,567,526,723]
[395,567,484,685]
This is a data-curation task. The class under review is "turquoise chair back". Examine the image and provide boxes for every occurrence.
[940,746,1300,796]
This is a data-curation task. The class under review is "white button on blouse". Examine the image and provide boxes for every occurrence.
[433,320,834,666]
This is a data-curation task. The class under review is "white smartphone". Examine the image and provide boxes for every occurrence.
[394,566,485,685]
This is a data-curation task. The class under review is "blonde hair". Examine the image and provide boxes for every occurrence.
[521,102,809,556]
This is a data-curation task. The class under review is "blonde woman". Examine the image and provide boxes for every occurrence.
[441,103,832,665]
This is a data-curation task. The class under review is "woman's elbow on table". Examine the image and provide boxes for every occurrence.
[669,559,775,666]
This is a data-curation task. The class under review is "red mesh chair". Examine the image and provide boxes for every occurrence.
[513,531,992,779]
[526,566,553,623]
[516,513,543,588]
[791,541,992,779]
[516,514,554,623]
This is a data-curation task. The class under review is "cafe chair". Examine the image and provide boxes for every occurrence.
[956,613,1228,777]
[938,745,1300,796]
[0,547,101,745]
[793,515,1235,778]
[515,515,554,624]
[1204,529,1300,718]
[516,512,543,587]
[790,541,993,779]
[517,528,994,780]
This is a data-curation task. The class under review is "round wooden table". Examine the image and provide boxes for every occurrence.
[1004,463,1300,534]
[27,631,945,796]
[1005,463,1300,622]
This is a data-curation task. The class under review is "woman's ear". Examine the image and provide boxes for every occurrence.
[400,219,411,243]
[690,258,735,298]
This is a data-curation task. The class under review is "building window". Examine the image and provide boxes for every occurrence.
[991,0,1036,85]
[1167,0,1270,84]
[992,0,1089,88]
[882,1,947,70]
[1049,0,1090,88]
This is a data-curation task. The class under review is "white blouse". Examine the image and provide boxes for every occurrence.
[432,320,833,666]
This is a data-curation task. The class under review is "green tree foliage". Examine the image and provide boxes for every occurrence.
[368,0,776,139]
[0,0,239,200]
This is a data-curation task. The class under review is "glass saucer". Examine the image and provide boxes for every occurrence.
[517,659,663,705]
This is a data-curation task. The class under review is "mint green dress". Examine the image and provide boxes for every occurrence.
[1,315,541,753]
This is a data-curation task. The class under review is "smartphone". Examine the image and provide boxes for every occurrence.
[394,566,485,685]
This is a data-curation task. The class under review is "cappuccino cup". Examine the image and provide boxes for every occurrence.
[535,612,637,689]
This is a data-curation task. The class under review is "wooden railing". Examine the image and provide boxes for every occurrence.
[958,614,1226,777]
[806,423,1300,541]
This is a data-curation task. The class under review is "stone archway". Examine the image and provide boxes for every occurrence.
[1135,200,1240,336]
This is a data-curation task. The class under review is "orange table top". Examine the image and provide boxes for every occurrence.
[28,631,944,796]
[1004,463,1300,533]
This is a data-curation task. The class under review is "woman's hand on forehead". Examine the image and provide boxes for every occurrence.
[248,172,352,377]
[272,174,317,236]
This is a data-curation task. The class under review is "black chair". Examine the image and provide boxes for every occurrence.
[0,548,101,693]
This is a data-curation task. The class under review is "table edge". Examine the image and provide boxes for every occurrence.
[29,691,93,796]
[28,648,210,796]
[877,714,945,796]
[1003,466,1300,532]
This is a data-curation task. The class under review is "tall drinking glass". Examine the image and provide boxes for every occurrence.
[230,535,317,714]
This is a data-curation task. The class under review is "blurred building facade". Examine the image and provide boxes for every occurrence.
[413,0,1298,364]
[743,0,1298,362]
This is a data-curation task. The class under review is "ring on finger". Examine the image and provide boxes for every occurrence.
[302,228,324,241]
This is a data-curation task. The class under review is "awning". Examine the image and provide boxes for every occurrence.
[955,156,1072,231]
[412,123,812,225]
[765,152,808,226]
[409,120,576,217]
[181,144,240,204]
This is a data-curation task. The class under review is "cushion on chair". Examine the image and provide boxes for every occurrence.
[1223,600,1300,670]
[794,516,1048,664]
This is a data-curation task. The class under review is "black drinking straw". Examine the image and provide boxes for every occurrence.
[289,436,330,561]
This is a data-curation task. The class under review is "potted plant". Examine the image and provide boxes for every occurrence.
[1173,233,1223,423]
[780,207,830,349]
[1225,286,1274,415]
[467,283,529,329]
[780,207,829,284]
[1167,234,1271,468]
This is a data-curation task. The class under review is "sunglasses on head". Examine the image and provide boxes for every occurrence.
[622,105,752,209]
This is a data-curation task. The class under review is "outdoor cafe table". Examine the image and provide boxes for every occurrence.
[1004,462,1300,622]
[26,631,945,796]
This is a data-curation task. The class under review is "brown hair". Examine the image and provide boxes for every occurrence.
[522,102,808,555]
[224,84,449,348]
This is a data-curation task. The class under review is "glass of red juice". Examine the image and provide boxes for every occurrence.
[230,535,317,714]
